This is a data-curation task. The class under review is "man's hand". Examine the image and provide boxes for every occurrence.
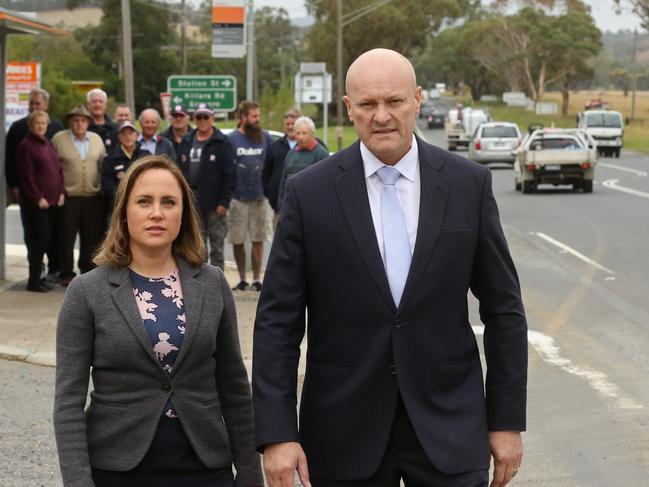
[489,431,523,487]
[58,194,65,207]
[263,441,311,487]
[216,205,227,217]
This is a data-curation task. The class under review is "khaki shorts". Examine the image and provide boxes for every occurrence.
[227,199,269,244]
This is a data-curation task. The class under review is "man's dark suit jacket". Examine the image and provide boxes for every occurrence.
[252,136,528,480]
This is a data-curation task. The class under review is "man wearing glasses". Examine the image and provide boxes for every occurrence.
[176,103,236,271]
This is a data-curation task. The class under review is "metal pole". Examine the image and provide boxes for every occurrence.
[631,29,638,121]
[246,0,255,100]
[336,0,343,151]
[0,32,7,281]
[180,0,187,74]
[323,72,328,148]
[121,0,135,114]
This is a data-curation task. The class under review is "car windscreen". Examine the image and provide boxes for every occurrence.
[585,113,622,128]
[481,126,519,138]
[530,137,584,150]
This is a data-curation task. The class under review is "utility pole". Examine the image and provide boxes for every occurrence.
[335,0,394,151]
[121,0,135,114]
[631,29,638,121]
[246,0,255,101]
[336,0,343,152]
[180,0,187,74]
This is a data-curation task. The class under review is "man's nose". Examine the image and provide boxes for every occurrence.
[373,103,391,124]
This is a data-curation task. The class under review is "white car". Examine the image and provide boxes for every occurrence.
[468,122,521,164]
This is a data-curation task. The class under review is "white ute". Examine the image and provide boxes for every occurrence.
[577,109,624,158]
[513,128,598,194]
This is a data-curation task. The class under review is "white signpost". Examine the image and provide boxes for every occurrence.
[212,0,246,58]
[295,63,332,148]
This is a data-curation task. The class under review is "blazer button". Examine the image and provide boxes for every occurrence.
[394,318,405,329]
[389,365,397,375]
[162,384,171,391]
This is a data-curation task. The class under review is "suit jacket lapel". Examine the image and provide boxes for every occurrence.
[171,259,204,374]
[335,142,395,311]
[110,266,162,370]
[397,140,450,314]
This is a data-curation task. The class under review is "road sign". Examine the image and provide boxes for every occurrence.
[212,0,246,58]
[167,75,237,112]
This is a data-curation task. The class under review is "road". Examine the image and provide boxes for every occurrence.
[3,118,649,485]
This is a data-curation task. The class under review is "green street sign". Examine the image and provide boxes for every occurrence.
[167,75,237,112]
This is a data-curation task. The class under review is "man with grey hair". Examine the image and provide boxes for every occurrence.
[87,88,117,152]
[5,88,64,280]
[276,116,329,213]
[138,108,176,160]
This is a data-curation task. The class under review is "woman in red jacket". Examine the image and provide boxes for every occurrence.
[16,110,65,292]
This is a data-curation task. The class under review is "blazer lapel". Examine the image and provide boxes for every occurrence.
[334,142,395,311]
[170,259,204,374]
[110,266,162,369]
[397,142,450,314]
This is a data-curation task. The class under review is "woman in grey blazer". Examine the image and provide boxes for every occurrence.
[54,155,262,487]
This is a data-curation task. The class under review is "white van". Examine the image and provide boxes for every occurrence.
[577,110,624,158]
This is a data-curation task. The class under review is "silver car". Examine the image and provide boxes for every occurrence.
[468,122,521,164]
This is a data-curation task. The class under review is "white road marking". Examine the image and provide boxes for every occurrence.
[533,232,616,276]
[472,326,643,410]
[598,163,647,177]
[602,179,649,200]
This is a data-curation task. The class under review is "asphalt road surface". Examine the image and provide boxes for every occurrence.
[3,119,649,485]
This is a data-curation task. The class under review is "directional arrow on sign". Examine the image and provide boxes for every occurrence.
[173,96,183,104]
[222,79,232,88]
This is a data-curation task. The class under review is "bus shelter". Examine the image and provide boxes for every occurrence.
[0,8,66,281]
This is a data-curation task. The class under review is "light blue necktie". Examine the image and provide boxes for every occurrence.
[377,166,412,307]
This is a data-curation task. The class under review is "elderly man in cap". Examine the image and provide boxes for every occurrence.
[138,108,176,160]
[162,104,194,154]
[52,105,106,285]
[177,102,236,271]
[87,88,117,152]
[101,120,151,210]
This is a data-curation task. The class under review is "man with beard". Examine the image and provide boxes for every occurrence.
[86,88,117,153]
[227,101,274,292]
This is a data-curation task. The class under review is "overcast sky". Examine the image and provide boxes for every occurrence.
[249,0,643,32]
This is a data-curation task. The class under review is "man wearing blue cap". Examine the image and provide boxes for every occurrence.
[162,104,194,154]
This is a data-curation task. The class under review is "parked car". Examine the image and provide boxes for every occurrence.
[468,122,521,164]
[513,128,597,194]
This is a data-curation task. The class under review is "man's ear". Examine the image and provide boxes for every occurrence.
[343,95,354,122]
[415,86,423,114]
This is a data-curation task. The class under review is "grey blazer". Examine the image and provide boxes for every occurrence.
[53,258,262,487]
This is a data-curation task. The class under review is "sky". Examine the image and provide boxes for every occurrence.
[247,0,644,32]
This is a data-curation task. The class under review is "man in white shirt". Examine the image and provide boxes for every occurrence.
[138,108,176,161]
[253,48,528,487]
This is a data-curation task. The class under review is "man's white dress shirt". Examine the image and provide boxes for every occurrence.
[361,135,421,263]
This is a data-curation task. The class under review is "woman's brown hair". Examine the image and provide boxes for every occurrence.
[94,155,205,268]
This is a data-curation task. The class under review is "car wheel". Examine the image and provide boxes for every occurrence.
[448,144,456,151]
[583,179,593,193]
[515,179,521,191]
[615,148,621,158]
[522,181,534,194]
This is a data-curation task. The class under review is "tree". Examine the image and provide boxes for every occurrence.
[304,0,470,102]
[75,0,180,112]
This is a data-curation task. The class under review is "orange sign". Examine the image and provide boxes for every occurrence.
[212,6,245,24]
[6,62,39,83]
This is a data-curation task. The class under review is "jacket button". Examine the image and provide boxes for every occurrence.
[394,318,405,329]
[389,365,397,375]
[162,384,171,391]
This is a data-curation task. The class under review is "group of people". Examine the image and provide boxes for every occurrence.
[49,48,527,487]
[5,86,329,294]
